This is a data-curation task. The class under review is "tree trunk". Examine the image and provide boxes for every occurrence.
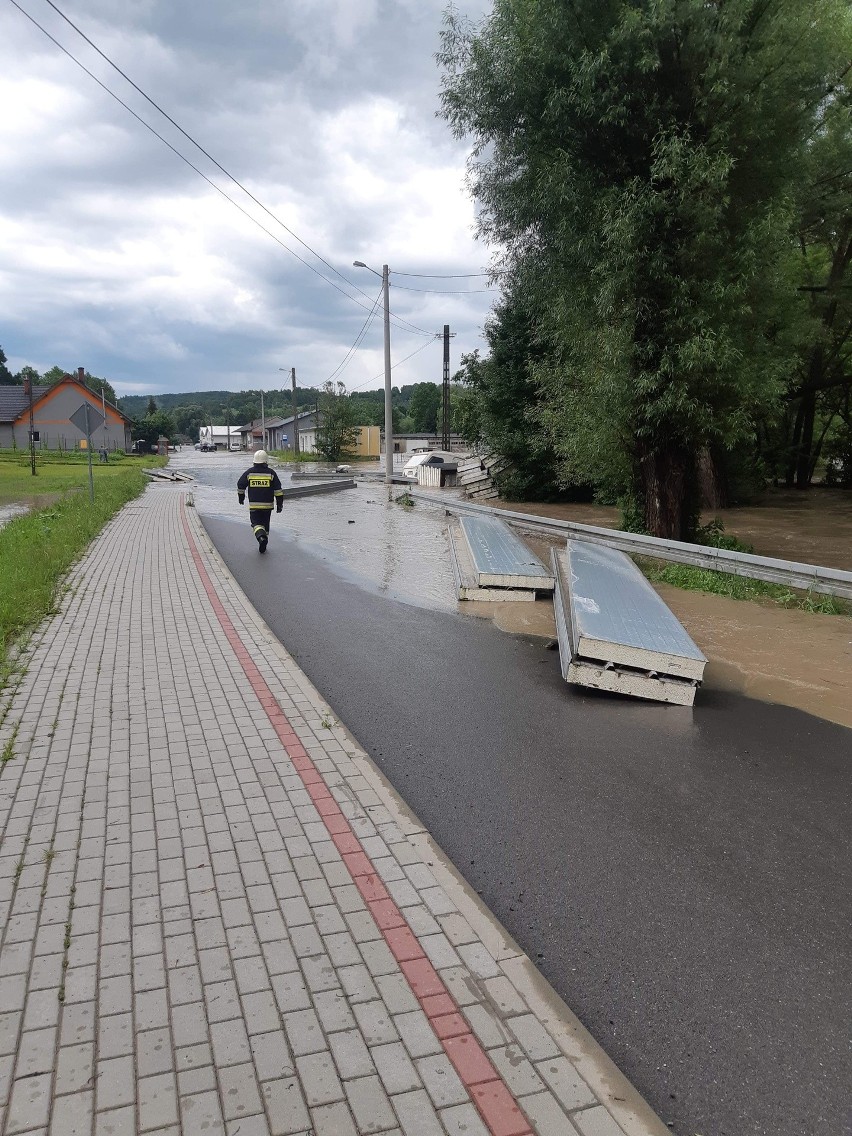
[697,447,728,510]
[785,398,805,487]
[638,442,695,540]
[794,386,817,488]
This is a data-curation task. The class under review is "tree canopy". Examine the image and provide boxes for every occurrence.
[440,0,852,536]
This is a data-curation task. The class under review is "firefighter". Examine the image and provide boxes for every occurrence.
[237,450,284,553]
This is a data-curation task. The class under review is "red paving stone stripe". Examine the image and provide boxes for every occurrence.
[181,504,533,1136]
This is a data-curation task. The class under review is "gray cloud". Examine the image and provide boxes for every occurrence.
[0,0,494,395]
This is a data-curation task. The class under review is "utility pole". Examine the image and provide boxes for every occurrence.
[441,324,451,451]
[260,389,265,451]
[291,367,299,457]
[28,377,36,477]
[382,265,393,483]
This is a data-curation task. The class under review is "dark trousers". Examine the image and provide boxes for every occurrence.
[249,507,273,534]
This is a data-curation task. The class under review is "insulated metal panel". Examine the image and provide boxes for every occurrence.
[459,514,554,590]
[551,545,705,705]
[449,522,536,601]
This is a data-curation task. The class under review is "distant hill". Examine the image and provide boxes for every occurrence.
[118,389,321,423]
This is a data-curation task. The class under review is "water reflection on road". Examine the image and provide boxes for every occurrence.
[172,450,458,612]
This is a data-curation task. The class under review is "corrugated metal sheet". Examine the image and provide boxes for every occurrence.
[459,514,554,590]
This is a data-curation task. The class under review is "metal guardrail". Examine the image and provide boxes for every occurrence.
[409,490,852,601]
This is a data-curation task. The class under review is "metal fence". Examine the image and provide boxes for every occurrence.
[409,491,852,601]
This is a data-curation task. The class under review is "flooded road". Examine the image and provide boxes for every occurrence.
[178,451,852,729]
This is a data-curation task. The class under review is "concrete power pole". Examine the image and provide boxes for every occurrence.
[291,368,300,457]
[441,324,451,451]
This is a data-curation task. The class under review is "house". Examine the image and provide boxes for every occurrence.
[199,425,243,450]
[0,370,132,452]
[297,424,381,457]
[239,411,320,452]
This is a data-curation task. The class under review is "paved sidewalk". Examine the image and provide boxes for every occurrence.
[0,485,667,1136]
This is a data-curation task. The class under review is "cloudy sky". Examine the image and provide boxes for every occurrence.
[0,0,496,398]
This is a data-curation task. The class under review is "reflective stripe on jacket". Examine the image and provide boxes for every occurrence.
[237,464,284,508]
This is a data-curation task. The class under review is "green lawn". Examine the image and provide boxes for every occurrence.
[0,452,162,677]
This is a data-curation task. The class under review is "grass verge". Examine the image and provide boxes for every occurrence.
[637,557,849,616]
[0,463,150,674]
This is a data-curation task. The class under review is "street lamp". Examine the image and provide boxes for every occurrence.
[354,261,393,484]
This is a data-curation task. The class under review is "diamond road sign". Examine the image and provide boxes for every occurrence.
[70,402,105,437]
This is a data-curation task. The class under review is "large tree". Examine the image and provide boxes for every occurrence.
[440,0,851,537]
[314,382,361,462]
[408,382,442,433]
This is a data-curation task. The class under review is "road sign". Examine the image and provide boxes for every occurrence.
[70,402,105,438]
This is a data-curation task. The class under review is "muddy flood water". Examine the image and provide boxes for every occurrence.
[179,453,851,731]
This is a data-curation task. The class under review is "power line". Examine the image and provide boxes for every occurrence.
[323,287,383,385]
[391,284,496,294]
[10,0,437,339]
[392,271,491,278]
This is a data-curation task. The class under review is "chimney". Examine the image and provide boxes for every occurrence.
[23,376,31,398]
[78,367,85,385]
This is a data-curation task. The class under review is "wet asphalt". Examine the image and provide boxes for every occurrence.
[200,498,851,1136]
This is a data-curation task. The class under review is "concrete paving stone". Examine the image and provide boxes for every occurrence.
[338,963,380,1005]
[344,911,383,945]
[218,1061,264,1121]
[254,910,290,945]
[158,858,186,884]
[455,944,502,982]
[64,964,97,1004]
[177,1062,217,1097]
[101,887,131,917]
[385,880,421,910]
[372,858,407,886]
[58,1002,94,1047]
[164,932,196,969]
[199,946,233,985]
[16,1027,58,1078]
[333,885,369,916]
[131,897,162,927]
[0,1051,13,1105]
[414,1054,470,1110]
[311,1099,356,1136]
[228,925,263,961]
[461,1005,513,1051]
[205,978,242,1024]
[137,1027,174,1078]
[302,954,339,995]
[241,990,281,1035]
[131,922,164,958]
[288,924,324,959]
[133,952,167,993]
[190,916,228,949]
[487,1044,546,1097]
[439,969,484,1009]
[138,1071,179,1131]
[389,1088,446,1136]
[179,1089,225,1133]
[4,912,37,943]
[439,1102,490,1136]
[171,1002,209,1049]
[505,1016,561,1064]
[214,872,246,901]
[401,907,441,940]
[168,964,203,1007]
[321,861,353,889]
[374,974,420,1017]
[294,1050,344,1108]
[98,1012,134,1060]
[345,1073,399,1133]
[280,897,313,928]
[96,1055,135,1111]
[0,941,33,978]
[271,972,312,1015]
[233,955,272,996]
[26,952,64,992]
[417,935,461,973]
[53,1040,93,1095]
[481,976,529,1017]
[313,990,357,1035]
[324,931,364,970]
[352,1001,400,1047]
[249,1030,295,1084]
[5,1070,52,1132]
[262,1077,311,1135]
[283,1009,325,1058]
[211,1018,253,1068]
[99,973,133,1016]
[220,897,252,929]
[360,940,403,979]
[534,1057,598,1113]
[94,1105,137,1136]
[517,1091,580,1136]
[328,1028,375,1081]
[418,889,457,919]
[371,1042,422,1096]
[0,975,27,1012]
[48,1088,94,1136]
[175,1042,214,1074]
[571,1105,626,1136]
[313,905,347,937]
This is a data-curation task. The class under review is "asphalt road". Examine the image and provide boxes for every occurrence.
[203,510,851,1136]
